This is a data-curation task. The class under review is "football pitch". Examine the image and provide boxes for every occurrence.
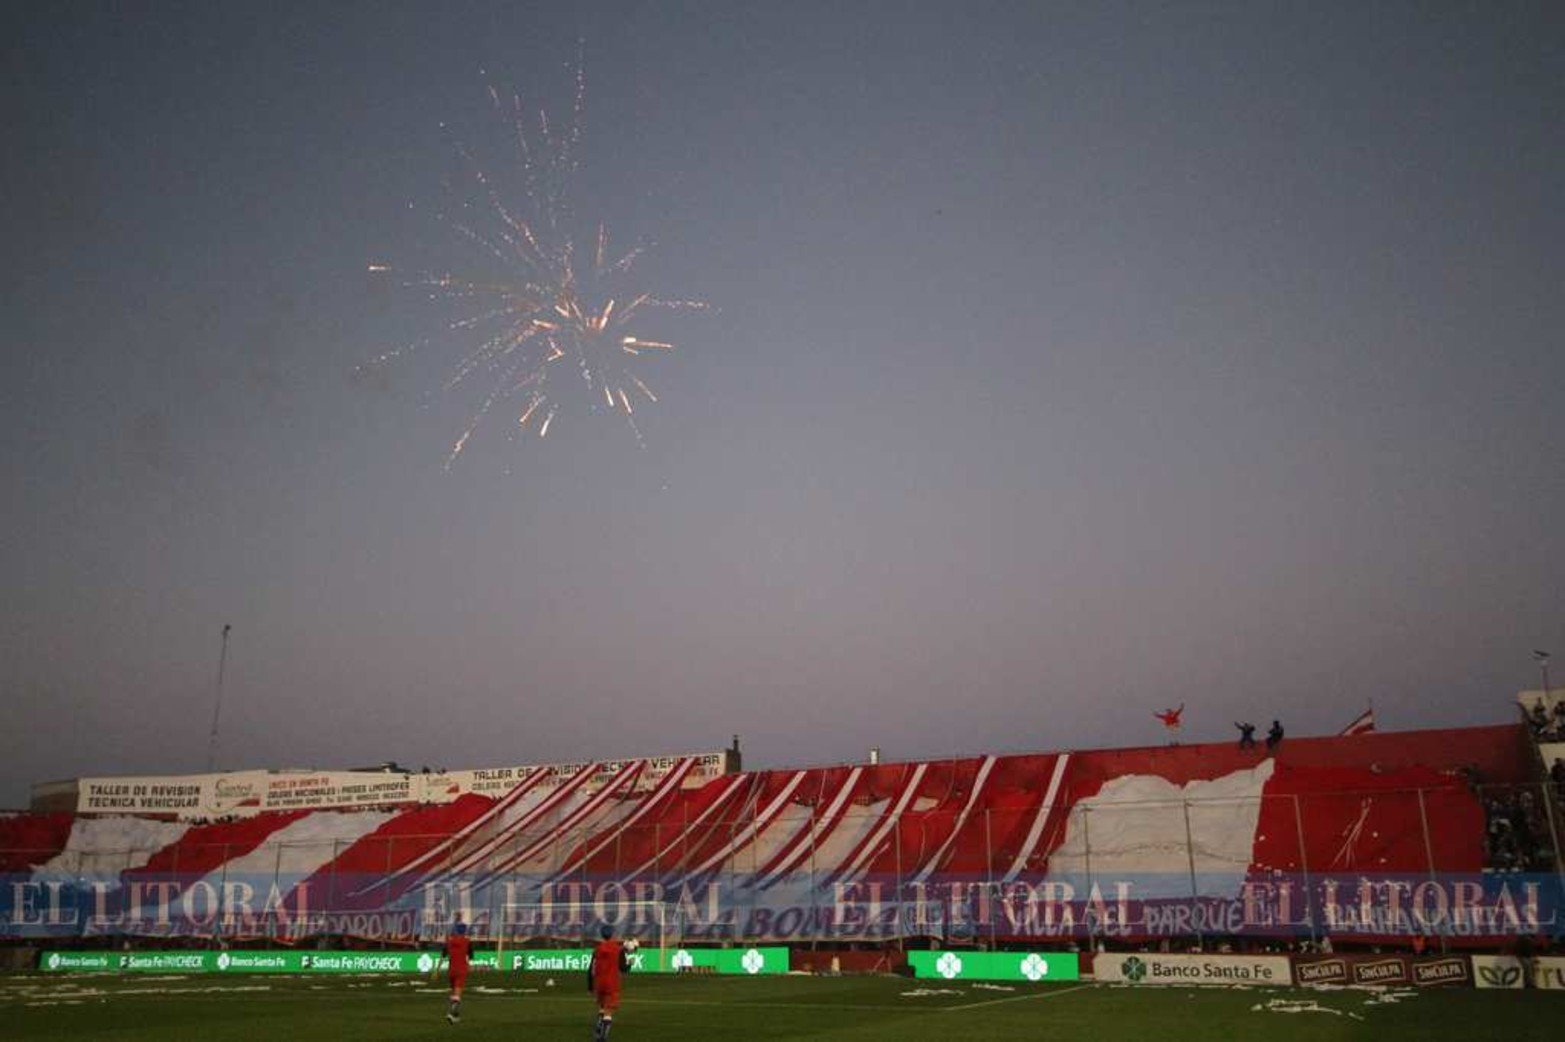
[3,971,1561,1041]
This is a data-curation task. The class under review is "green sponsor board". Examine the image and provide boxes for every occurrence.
[41,951,114,972]
[119,952,216,972]
[508,949,592,973]
[507,947,789,976]
[40,950,440,975]
[292,952,431,974]
[650,947,787,976]
[41,946,790,977]
[908,950,1079,982]
[209,952,295,973]
[41,951,218,973]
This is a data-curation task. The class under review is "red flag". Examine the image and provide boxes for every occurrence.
[1339,707,1375,736]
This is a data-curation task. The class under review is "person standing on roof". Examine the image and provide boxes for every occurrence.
[1154,703,1185,743]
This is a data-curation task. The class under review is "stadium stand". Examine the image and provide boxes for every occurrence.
[125,811,309,877]
[290,794,496,908]
[3,723,1559,945]
[0,813,71,872]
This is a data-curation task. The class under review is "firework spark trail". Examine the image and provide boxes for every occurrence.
[366,58,707,466]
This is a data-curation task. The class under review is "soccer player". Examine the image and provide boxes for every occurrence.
[441,917,471,1024]
[587,925,631,1041]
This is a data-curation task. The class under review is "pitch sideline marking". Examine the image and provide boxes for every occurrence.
[944,982,1095,1011]
[596,997,916,1012]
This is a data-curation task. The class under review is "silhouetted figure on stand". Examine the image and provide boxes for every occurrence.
[1236,722,1256,749]
[1528,702,1551,737]
[1266,720,1284,751]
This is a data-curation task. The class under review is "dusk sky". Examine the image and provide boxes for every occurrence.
[4,2,1562,805]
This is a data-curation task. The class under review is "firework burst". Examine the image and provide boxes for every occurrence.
[364,63,706,465]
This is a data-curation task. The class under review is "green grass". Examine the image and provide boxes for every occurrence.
[3,971,1562,1041]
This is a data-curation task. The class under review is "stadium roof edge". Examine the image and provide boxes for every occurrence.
[734,721,1528,775]
[27,722,1529,803]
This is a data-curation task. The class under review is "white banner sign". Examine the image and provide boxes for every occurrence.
[261,771,417,811]
[205,771,270,815]
[75,752,729,819]
[1471,955,1525,989]
[420,752,727,802]
[77,776,208,815]
[1536,957,1565,990]
[1092,952,1292,986]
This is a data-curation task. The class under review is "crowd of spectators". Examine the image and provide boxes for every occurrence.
[180,804,418,827]
[1483,789,1555,872]
[1526,698,1565,742]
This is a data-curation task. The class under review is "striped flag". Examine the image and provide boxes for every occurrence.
[1339,707,1375,736]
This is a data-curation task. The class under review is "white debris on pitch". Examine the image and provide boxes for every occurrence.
[1251,998,1365,1020]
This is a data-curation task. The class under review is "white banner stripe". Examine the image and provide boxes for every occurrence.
[476,760,647,881]
[550,757,697,878]
[1004,754,1070,881]
[436,762,600,880]
[911,755,998,883]
[621,774,749,881]
[347,766,552,897]
[397,767,548,874]
[836,762,929,883]
[754,767,865,888]
[472,762,642,882]
[686,772,808,877]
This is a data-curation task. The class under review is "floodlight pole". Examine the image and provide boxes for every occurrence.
[205,624,232,772]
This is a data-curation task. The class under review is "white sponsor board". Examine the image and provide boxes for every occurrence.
[75,752,728,819]
[261,771,417,811]
[76,770,414,815]
[1471,955,1525,989]
[1536,956,1565,990]
[206,771,270,815]
[428,752,728,801]
[1092,952,1292,986]
[78,776,212,814]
